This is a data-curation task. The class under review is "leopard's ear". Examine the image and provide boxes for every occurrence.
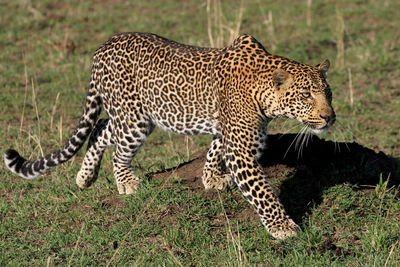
[317,59,330,73]
[272,69,290,87]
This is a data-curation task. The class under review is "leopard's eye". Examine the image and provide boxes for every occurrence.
[301,92,311,98]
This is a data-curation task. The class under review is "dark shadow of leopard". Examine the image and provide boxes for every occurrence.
[258,134,400,223]
[150,133,399,227]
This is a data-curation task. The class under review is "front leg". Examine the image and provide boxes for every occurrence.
[224,132,299,239]
[202,137,233,190]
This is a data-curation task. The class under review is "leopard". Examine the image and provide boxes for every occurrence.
[4,32,335,239]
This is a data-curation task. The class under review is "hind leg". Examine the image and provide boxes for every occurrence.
[202,137,233,190]
[76,118,113,188]
[112,116,154,195]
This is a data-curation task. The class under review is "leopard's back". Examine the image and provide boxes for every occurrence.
[94,32,222,135]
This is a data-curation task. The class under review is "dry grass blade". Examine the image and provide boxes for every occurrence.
[217,191,248,266]
[50,92,60,131]
[20,59,29,135]
[68,223,85,267]
[58,116,63,146]
[206,0,214,47]
[224,1,244,45]
[384,240,398,267]
[31,77,43,156]
[347,68,354,106]
[259,6,277,51]
[28,132,43,160]
[185,136,192,161]
[207,0,245,47]
[335,7,345,71]
[162,237,184,267]
[46,256,52,267]
[306,0,313,27]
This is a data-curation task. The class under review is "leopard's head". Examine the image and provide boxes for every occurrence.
[270,59,335,134]
[215,35,335,134]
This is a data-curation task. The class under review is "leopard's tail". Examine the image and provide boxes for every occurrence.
[4,68,102,179]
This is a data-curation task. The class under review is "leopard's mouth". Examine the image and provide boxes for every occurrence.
[310,124,330,134]
[304,115,335,134]
[302,120,332,134]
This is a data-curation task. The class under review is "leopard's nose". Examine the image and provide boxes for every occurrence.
[320,115,330,123]
[320,113,336,124]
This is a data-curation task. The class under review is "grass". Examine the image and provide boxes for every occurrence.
[1,0,399,265]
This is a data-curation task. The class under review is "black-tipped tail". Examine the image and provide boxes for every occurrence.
[4,149,39,179]
[4,110,101,179]
[4,58,103,180]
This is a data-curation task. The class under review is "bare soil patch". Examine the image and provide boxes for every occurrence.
[151,134,398,223]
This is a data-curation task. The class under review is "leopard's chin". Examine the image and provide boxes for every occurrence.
[310,125,330,134]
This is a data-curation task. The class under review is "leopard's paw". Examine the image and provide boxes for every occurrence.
[202,173,233,190]
[116,179,141,195]
[268,218,300,240]
[76,168,97,188]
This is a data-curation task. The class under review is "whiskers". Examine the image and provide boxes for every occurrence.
[271,116,353,160]
[277,119,304,139]
[281,118,353,159]
[283,125,313,159]
[272,118,311,159]
[329,120,352,153]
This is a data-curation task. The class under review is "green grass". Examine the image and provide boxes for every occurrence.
[1,0,399,265]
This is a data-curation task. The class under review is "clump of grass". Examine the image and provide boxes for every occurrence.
[206,0,244,47]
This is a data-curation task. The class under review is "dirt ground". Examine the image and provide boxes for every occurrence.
[152,134,399,223]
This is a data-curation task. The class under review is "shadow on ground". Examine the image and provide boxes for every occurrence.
[151,134,399,224]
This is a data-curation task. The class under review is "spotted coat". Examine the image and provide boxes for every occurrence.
[4,32,335,239]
